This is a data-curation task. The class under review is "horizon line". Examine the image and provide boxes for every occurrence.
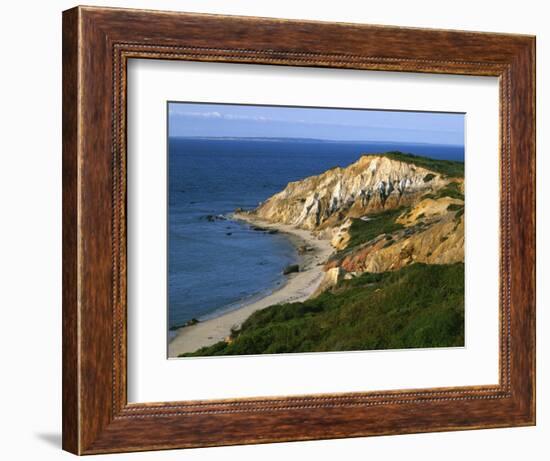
[167,135,464,148]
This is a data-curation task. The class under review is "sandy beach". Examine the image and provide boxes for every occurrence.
[168,214,333,357]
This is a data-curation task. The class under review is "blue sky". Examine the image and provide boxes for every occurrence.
[168,102,464,146]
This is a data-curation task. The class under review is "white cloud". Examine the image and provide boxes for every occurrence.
[223,114,269,122]
[169,109,223,119]
[169,108,279,123]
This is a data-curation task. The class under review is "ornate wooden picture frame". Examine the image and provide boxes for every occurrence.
[62,6,535,455]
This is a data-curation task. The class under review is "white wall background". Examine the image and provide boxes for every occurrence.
[0,0,545,459]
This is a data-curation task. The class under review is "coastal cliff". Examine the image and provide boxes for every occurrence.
[255,153,456,231]
[249,152,464,293]
[182,152,465,357]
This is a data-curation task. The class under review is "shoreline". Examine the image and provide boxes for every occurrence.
[168,214,333,357]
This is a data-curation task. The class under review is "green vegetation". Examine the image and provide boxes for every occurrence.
[180,263,465,357]
[345,208,406,250]
[423,173,436,182]
[446,203,464,212]
[446,202,465,224]
[453,207,465,223]
[381,151,464,178]
[424,181,464,201]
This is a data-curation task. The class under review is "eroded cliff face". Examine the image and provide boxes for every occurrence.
[255,155,451,232]
[249,153,464,294]
[327,203,464,273]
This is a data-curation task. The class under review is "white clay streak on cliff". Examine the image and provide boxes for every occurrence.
[254,155,451,232]
[168,214,333,357]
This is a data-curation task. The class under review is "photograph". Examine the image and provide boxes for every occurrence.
[167,102,465,358]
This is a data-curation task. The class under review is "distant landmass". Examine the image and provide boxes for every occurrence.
[170,135,463,148]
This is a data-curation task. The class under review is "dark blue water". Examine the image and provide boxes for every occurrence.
[168,137,463,328]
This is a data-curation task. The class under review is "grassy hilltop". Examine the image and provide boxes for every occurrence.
[181,263,464,356]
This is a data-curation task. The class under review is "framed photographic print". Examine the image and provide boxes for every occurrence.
[62,6,535,455]
[165,102,466,359]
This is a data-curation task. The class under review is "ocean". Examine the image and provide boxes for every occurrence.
[168,137,464,329]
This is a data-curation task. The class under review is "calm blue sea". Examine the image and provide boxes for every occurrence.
[168,137,463,329]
